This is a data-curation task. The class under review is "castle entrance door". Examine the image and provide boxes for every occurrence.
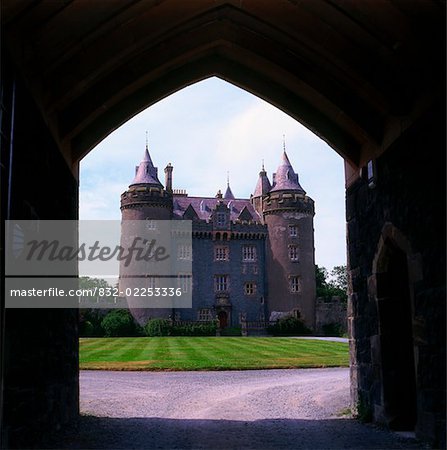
[218,311,228,329]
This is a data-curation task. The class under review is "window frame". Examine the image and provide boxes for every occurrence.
[289,275,300,293]
[242,245,257,262]
[214,274,229,292]
[244,281,256,296]
[214,245,229,261]
[289,225,298,237]
[288,244,299,262]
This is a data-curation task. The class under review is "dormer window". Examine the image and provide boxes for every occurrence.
[216,212,226,226]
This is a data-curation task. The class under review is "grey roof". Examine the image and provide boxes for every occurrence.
[270,151,305,193]
[253,168,272,197]
[130,147,162,187]
[173,195,262,222]
[224,184,235,199]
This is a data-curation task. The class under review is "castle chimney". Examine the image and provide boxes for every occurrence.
[164,163,173,192]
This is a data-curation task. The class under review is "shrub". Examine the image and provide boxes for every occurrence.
[220,326,242,336]
[79,309,106,337]
[145,318,171,337]
[80,320,95,337]
[171,321,217,336]
[267,316,312,336]
[322,322,345,337]
[101,309,137,337]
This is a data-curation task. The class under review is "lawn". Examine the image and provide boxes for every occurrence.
[79,337,349,371]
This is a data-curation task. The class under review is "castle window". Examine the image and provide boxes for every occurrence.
[198,308,212,321]
[242,245,257,261]
[289,276,300,293]
[244,282,256,296]
[215,245,229,261]
[289,225,298,237]
[177,244,192,260]
[177,273,192,293]
[145,219,156,230]
[289,245,299,261]
[198,308,213,321]
[216,212,226,226]
[214,275,229,292]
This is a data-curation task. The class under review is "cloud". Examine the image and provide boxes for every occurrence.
[79,77,347,269]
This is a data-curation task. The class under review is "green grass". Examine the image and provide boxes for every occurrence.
[79,337,349,371]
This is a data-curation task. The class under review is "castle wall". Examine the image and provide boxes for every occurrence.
[183,236,267,325]
[263,195,316,328]
[315,297,347,336]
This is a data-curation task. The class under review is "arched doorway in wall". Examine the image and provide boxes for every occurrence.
[1,2,444,447]
[372,227,420,431]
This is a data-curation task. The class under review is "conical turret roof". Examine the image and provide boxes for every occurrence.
[130,146,162,187]
[270,151,305,193]
[253,163,272,197]
[224,184,235,199]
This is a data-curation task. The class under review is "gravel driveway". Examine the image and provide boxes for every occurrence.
[50,368,425,449]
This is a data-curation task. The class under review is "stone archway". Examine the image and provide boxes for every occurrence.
[1,2,445,447]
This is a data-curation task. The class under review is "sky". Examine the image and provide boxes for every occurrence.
[79,77,346,270]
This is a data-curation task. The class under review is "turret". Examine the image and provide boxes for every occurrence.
[164,163,173,193]
[224,173,235,200]
[120,141,174,323]
[251,161,271,218]
[120,142,173,219]
[263,149,316,329]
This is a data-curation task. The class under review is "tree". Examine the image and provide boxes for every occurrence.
[330,265,348,292]
[315,264,347,302]
[79,276,113,336]
[101,309,138,337]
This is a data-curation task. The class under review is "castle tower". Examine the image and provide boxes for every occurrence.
[251,161,271,218]
[261,151,316,329]
[120,143,174,322]
[120,144,173,220]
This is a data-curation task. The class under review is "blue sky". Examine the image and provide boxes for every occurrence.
[79,77,346,270]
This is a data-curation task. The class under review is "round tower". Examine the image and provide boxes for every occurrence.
[120,144,174,323]
[262,151,316,329]
[120,145,173,220]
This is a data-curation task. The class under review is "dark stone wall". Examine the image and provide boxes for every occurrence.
[347,105,446,446]
[315,297,347,336]
[1,58,79,448]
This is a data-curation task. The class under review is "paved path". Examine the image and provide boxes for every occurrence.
[50,369,425,449]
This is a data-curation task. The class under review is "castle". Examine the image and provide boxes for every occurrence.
[120,143,316,329]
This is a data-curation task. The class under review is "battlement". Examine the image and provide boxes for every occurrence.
[120,185,172,210]
[263,192,315,215]
[173,188,188,196]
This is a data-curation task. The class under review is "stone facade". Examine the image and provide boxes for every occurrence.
[315,297,347,336]
[346,107,445,446]
[120,147,316,329]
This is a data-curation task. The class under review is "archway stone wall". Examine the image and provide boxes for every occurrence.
[346,104,445,446]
